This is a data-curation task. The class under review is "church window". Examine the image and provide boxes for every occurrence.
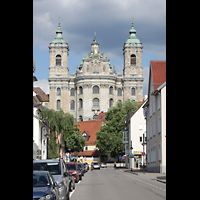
[57,100,61,111]
[118,88,122,96]
[70,88,75,96]
[131,54,136,65]
[79,86,83,94]
[70,100,75,110]
[79,99,83,109]
[109,86,113,95]
[131,87,135,96]
[109,99,113,108]
[93,98,99,108]
[93,86,99,94]
[57,87,61,96]
[56,55,61,66]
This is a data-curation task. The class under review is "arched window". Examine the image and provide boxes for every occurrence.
[131,87,135,96]
[79,86,83,95]
[56,55,61,66]
[93,86,99,94]
[109,86,113,95]
[57,100,61,111]
[131,54,136,65]
[93,98,99,108]
[118,88,122,96]
[57,87,61,96]
[79,99,83,109]
[70,100,75,110]
[70,88,75,96]
[109,98,113,108]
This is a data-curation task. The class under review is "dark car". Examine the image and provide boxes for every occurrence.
[33,170,58,200]
[33,158,70,200]
[77,163,84,177]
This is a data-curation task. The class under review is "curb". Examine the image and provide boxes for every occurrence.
[157,179,166,183]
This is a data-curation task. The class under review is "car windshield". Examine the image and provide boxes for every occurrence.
[94,163,99,165]
[33,173,50,187]
[33,162,61,175]
[66,164,76,170]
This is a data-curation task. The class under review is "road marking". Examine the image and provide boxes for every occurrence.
[69,188,76,198]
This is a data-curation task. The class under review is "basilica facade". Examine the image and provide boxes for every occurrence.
[48,22,144,121]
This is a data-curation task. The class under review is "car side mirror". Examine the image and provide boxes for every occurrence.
[53,182,58,188]
[64,171,69,177]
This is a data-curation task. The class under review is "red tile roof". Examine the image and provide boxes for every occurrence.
[77,120,103,145]
[33,87,49,102]
[96,112,106,122]
[150,61,166,91]
[71,150,99,157]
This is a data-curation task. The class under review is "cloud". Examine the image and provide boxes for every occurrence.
[33,79,49,94]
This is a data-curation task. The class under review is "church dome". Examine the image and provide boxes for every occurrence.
[51,22,67,44]
[125,22,141,44]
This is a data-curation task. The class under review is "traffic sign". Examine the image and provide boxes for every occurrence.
[119,155,122,159]
[122,156,125,159]
[142,152,146,156]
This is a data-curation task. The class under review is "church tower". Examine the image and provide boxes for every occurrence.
[48,22,70,112]
[122,22,144,102]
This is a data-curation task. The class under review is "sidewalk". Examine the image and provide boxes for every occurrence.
[121,168,166,183]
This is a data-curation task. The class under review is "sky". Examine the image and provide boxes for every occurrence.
[33,0,166,96]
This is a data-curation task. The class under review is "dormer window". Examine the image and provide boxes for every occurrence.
[82,131,89,142]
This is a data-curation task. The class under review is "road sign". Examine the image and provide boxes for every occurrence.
[142,152,146,156]
[119,155,122,159]
[122,156,125,159]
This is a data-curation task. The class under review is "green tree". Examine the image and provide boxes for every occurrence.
[40,109,85,159]
[96,100,140,158]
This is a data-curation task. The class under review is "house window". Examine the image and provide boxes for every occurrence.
[118,88,122,96]
[93,98,99,108]
[79,99,83,109]
[57,87,61,96]
[109,86,113,94]
[131,87,135,96]
[70,88,75,96]
[82,132,89,142]
[70,100,75,110]
[56,55,61,66]
[131,54,136,65]
[109,98,113,108]
[57,100,61,111]
[93,86,99,94]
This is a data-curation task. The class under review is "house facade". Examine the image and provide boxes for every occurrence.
[143,61,166,173]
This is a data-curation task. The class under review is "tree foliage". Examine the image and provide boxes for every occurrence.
[96,100,140,158]
[40,109,85,159]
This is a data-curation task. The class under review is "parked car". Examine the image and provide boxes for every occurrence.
[93,162,100,170]
[77,163,85,177]
[82,162,88,172]
[66,162,79,183]
[33,158,70,200]
[100,162,107,168]
[33,170,58,200]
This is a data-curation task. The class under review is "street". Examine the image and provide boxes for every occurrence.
[70,168,166,200]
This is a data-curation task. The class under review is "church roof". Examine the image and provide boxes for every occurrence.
[125,22,141,44]
[51,22,66,44]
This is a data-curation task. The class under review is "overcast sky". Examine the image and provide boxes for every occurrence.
[33,0,166,96]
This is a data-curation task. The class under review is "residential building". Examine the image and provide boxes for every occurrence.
[34,87,49,108]
[124,100,147,169]
[143,61,166,173]
[70,112,105,166]
[48,21,144,121]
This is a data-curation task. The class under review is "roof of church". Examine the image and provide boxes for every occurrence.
[125,22,141,44]
[150,60,166,91]
[51,22,66,44]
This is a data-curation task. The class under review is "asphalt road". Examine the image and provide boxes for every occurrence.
[70,168,166,200]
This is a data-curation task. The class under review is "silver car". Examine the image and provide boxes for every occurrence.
[33,158,70,200]
[93,162,100,170]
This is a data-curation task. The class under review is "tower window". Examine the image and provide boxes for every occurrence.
[70,88,75,96]
[70,100,75,110]
[109,86,113,95]
[57,100,61,111]
[131,87,135,96]
[79,99,83,109]
[131,54,136,65]
[79,86,83,94]
[57,87,61,96]
[93,86,99,94]
[118,88,122,96]
[56,55,61,66]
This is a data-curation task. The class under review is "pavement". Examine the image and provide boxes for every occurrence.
[121,168,166,183]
